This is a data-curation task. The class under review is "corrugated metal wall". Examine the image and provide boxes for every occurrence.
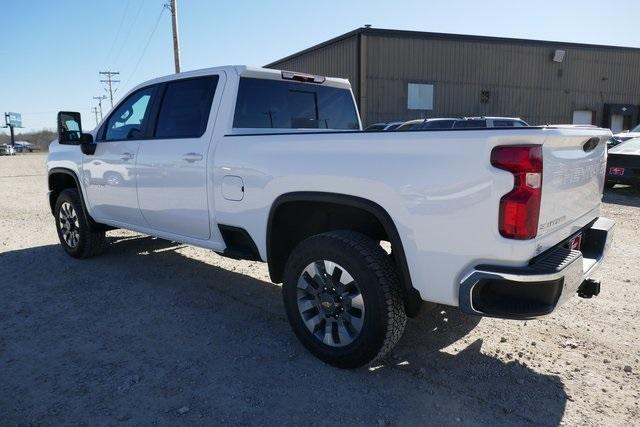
[269,35,360,100]
[268,31,640,126]
[365,34,640,126]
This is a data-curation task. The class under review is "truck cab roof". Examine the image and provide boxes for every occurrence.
[128,65,352,96]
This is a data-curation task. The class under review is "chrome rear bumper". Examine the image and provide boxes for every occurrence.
[458,217,614,319]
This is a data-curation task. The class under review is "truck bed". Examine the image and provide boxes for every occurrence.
[215,126,612,306]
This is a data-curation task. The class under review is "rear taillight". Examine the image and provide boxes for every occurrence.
[491,145,543,240]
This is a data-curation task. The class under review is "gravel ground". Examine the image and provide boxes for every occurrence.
[1,153,638,426]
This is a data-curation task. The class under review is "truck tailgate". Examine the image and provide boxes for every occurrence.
[537,128,611,237]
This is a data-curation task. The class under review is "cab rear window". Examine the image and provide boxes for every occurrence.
[233,77,359,130]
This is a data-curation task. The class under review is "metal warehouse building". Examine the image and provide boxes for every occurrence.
[266,27,640,130]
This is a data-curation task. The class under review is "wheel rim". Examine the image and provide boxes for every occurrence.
[58,202,80,248]
[296,260,365,347]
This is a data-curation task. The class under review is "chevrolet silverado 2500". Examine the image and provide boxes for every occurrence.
[48,66,614,368]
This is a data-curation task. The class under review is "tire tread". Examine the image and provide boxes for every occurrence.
[283,230,407,367]
[323,231,407,364]
[55,189,106,259]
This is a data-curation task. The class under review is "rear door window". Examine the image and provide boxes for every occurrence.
[155,76,219,138]
[233,77,359,130]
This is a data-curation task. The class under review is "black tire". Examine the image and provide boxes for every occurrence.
[54,188,106,259]
[282,231,407,369]
[604,182,615,190]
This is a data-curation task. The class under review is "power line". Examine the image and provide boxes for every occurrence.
[112,0,147,69]
[122,7,166,89]
[103,0,132,67]
[99,71,120,109]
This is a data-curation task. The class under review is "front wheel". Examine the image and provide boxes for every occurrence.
[54,189,106,258]
[282,231,407,369]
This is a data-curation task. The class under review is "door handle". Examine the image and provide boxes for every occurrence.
[182,152,203,163]
[120,152,134,161]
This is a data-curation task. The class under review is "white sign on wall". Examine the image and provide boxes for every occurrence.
[407,83,433,110]
[572,110,593,125]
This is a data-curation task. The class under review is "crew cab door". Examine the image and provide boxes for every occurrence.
[135,74,222,240]
[84,85,159,226]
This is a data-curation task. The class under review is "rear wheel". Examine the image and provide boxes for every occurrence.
[282,231,407,369]
[54,189,106,258]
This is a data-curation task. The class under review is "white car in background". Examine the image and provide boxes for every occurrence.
[14,141,35,153]
[397,116,529,130]
[396,118,459,130]
[0,144,16,155]
[610,123,640,147]
[364,121,404,131]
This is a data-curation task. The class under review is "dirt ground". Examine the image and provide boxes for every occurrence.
[1,153,638,426]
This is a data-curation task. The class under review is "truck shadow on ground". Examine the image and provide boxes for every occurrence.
[603,185,640,208]
[1,234,566,425]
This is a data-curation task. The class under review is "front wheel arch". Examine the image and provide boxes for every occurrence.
[48,168,112,232]
[48,168,86,215]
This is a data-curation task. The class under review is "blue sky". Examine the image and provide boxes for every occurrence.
[1,0,639,132]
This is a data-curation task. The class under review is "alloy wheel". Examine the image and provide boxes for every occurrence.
[58,202,80,248]
[296,260,365,347]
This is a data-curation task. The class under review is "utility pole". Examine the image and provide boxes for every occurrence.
[168,0,181,73]
[91,107,99,126]
[99,71,120,108]
[93,95,107,120]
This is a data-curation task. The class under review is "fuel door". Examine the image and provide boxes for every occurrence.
[222,175,244,201]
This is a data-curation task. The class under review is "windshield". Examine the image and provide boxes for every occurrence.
[397,120,423,130]
[630,124,640,133]
[419,120,455,129]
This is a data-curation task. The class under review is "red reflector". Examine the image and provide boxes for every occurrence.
[491,145,543,240]
[570,233,583,250]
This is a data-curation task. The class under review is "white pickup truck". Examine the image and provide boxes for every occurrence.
[48,66,614,368]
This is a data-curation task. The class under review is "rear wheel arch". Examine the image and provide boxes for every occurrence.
[266,192,423,316]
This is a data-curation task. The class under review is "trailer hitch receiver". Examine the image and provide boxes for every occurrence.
[577,278,600,299]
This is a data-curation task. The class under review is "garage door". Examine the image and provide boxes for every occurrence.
[610,114,624,134]
[572,110,594,125]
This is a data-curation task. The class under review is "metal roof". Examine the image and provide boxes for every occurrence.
[266,26,640,67]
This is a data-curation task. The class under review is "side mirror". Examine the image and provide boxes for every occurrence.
[57,111,83,145]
